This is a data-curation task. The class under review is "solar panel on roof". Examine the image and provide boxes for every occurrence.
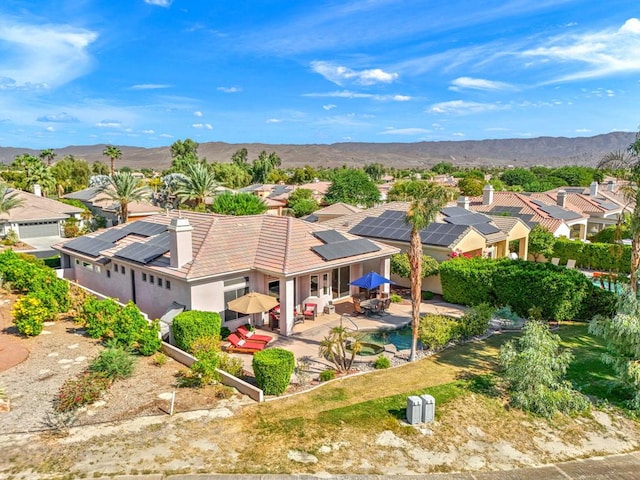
[379,210,405,219]
[420,223,467,247]
[489,206,522,215]
[314,230,349,244]
[93,229,131,243]
[115,242,169,264]
[592,198,619,210]
[530,200,583,220]
[125,221,167,237]
[65,237,113,257]
[475,223,501,235]
[441,206,471,217]
[312,238,380,261]
[445,213,489,226]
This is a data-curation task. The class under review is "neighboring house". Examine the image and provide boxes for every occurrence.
[64,186,163,225]
[295,181,332,205]
[237,184,293,215]
[468,185,589,240]
[54,211,399,336]
[0,189,84,243]
[321,200,530,294]
[304,202,362,223]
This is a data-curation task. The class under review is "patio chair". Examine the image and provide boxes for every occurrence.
[302,303,317,321]
[352,297,365,316]
[378,298,391,316]
[268,311,280,331]
[236,325,273,344]
[551,257,560,266]
[566,259,576,269]
[225,333,266,354]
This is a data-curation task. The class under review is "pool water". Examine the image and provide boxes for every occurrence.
[361,325,414,351]
[592,278,624,294]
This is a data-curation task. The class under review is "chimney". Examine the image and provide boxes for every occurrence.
[557,190,567,208]
[589,181,598,197]
[168,217,193,268]
[33,184,42,197]
[457,196,470,210]
[482,184,494,206]
[608,180,616,192]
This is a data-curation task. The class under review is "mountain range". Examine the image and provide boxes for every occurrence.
[1,131,636,170]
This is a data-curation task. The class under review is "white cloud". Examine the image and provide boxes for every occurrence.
[310,61,398,86]
[428,100,507,115]
[323,104,336,110]
[522,18,640,82]
[45,126,55,132]
[144,0,173,7]
[217,86,242,93]
[95,120,122,128]
[266,118,282,124]
[452,132,465,137]
[159,133,173,138]
[379,128,431,135]
[37,112,79,123]
[0,17,97,89]
[575,128,592,133]
[304,90,410,101]
[142,129,155,134]
[130,84,171,90]
[192,123,213,130]
[449,77,515,91]
[193,111,203,117]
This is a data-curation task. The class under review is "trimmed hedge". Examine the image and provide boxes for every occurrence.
[552,238,630,274]
[252,348,294,395]
[172,310,222,353]
[440,257,612,321]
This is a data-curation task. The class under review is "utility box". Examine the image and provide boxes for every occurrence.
[406,396,423,425]
[420,394,436,423]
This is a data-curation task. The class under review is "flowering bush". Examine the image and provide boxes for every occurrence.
[12,294,52,336]
[448,249,472,259]
[55,372,111,412]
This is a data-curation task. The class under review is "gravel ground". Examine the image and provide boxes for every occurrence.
[0,293,252,434]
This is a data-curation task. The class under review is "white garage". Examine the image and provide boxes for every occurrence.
[18,221,61,239]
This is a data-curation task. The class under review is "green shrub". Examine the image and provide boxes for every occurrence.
[494,305,520,323]
[389,293,402,303]
[457,303,494,340]
[218,352,244,378]
[553,238,630,273]
[79,297,121,339]
[419,314,459,350]
[589,225,631,243]
[11,293,51,336]
[172,310,222,353]
[188,336,222,386]
[319,369,336,382]
[111,301,148,349]
[253,348,295,395]
[220,326,231,340]
[439,257,498,305]
[34,276,70,313]
[136,320,162,356]
[373,355,391,369]
[2,229,18,246]
[152,352,168,367]
[421,290,435,301]
[576,285,618,321]
[89,347,135,380]
[55,372,111,412]
[43,255,61,269]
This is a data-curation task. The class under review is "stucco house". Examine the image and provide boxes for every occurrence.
[54,211,399,336]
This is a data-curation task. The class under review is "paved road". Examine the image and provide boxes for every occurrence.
[90,451,640,479]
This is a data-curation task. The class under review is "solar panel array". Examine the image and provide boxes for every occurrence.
[489,206,522,215]
[314,230,348,244]
[65,237,113,257]
[312,238,380,261]
[115,241,169,264]
[530,200,583,220]
[420,223,468,246]
[591,198,620,211]
[349,213,411,242]
[441,206,501,234]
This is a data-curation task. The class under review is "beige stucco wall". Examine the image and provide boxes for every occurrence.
[454,229,486,255]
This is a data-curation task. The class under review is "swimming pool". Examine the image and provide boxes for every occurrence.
[361,324,414,351]
[592,278,625,294]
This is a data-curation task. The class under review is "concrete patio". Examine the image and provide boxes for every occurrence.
[229,298,468,376]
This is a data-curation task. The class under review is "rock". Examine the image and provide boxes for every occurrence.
[375,430,408,448]
[74,356,87,362]
[47,352,59,357]
[318,445,332,454]
[288,450,318,464]
[92,400,106,408]
[158,392,174,400]
[67,344,79,349]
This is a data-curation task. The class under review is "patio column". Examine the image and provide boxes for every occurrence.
[350,263,363,298]
[279,277,295,336]
[380,257,391,296]
[518,236,528,260]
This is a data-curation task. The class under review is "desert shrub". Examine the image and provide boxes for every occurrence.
[439,257,498,305]
[419,314,459,351]
[172,310,222,353]
[55,372,111,413]
[35,276,70,313]
[2,229,18,246]
[79,296,121,339]
[218,352,244,378]
[494,305,520,323]
[373,355,391,369]
[500,320,590,417]
[188,336,222,386]
[421,290,435,301]
[457,303,494,340]
[89,347,135,381]
[136,320,162,356]
[12,294,52,336]
[319,369,336,382]
[253,348,295,395]
[389,293,403,303]
[152,352,168,367]
[111,301,148,349]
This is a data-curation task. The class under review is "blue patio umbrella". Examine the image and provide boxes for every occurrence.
[349,271,395,290]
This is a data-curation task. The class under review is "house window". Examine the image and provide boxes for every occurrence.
[114,264,118,273]
[95,266,101,273]
[331,266,351,299]
[149,275,154,283]
[223,277,250,323]
[75,259,80,265]
[107,270,111,278]
[142,273,147,282]
[82,261,93,271]
[121,266,126,275]
[166,280,171,290]
[310,275,319,297]
[323,273,329,295]
[158,278,163,287]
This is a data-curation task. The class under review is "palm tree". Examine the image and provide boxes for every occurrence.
[404,181,453,361]
[103,145,122,176]
[598,130,640,292]
[0,184,24,214]
[39,148,56,167]
[100,172,150,223]
[318,318,362,372]
[175,163,218,208]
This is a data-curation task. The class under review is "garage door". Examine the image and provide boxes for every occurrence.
[19,222,60,239]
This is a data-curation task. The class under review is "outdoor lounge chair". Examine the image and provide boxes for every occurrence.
[302,303,317,321]
[226,333,266,354]
[551,257,560,266]
[236,325,273,344]
[566,259,576,269]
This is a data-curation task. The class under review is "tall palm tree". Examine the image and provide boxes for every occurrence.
[100,172,150,223]
[39,148,56,167]
[404,181,453,361]
[175,163,218,208]
[0,184,24,214]
[598,130,640,292]
[103,145,122,176]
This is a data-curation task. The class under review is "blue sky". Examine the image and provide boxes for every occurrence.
[1,0,639,149]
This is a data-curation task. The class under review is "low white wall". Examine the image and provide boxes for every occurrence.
[161,342,264,403]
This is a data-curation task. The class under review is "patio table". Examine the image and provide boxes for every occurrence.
[360,299,381,316]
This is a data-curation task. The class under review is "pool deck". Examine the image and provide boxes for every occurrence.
[230,298,467,376]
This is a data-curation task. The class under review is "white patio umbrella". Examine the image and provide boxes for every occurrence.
[227,291,279,315]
